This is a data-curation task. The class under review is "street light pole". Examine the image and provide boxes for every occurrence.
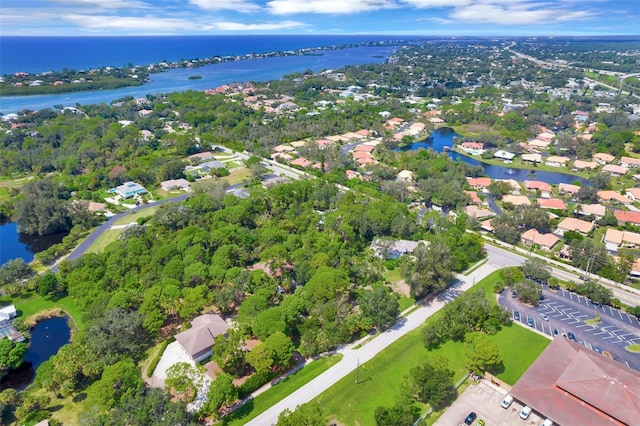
[356,358,360,384]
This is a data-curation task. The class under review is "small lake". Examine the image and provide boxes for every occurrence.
[1,316,71,390]
[402,128,588,185]
[0,218,68,265]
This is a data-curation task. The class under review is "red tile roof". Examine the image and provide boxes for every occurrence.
[511,337,640,426]
[537,198,567,210]
[614,210,640,225]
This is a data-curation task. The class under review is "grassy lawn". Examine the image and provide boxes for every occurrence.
[314,269,550,426]
[224,355,342,426]
[86,228,124,254]
[383,268,403,283]
[626,344,640,353]
[1,293,83,330]
[226,167,252,185]
[113,205,160,226]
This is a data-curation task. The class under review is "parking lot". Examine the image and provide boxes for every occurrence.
[499,285,640,372]
[435,381,544,426]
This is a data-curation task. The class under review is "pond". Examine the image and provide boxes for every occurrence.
[1,316,71,390]
[401,128,589,185]
[0,218,68,266]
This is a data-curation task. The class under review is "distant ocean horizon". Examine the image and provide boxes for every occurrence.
[0,35,413,75]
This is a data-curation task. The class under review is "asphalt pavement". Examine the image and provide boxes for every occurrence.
[499,285,640,372]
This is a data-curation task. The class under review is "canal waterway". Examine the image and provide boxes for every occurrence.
[1,316,71,390]
[403,128,589,185]
[0,218,68,266]
[0,45,394,114]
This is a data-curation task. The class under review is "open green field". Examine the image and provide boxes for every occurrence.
[224,355,342,426]
[86,228,124,254]
[314,269,550,426]
[1,293,83,330]
[226,167,252,184]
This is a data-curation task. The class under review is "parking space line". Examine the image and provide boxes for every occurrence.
[618,310,624,320]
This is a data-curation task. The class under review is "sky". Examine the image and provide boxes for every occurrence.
[1,0,639,36]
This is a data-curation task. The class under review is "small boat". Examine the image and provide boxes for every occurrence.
[443,146,451,151]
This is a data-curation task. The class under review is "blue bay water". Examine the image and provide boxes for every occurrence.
[0,35,400,75]
[0,45,395,114]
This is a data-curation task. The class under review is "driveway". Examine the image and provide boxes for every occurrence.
[499,286,640,372]
[151,341,194,388]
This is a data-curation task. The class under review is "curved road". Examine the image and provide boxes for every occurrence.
[53,194,189,271]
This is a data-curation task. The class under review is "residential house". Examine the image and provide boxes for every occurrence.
[502,194,531,206]
[464,205,494,220]
[497,179,521,194]
[558,183,580,196]
[0,305,17,321]
[602,164,628,177]
[572,160,598,171]
[537,198,567,210]
[521,153,542,163]
[370,238,425,259]
[114,181,147,199]
[625,187,640,201]
[525,180,552,198]
[291,157,313,167]
[545,156,570,167]
[188,152,214,164]
[528,139,551,149]
[467,177,491,191]
[397,170,415,182]
[198,160,227,172]
[577,204,607,219]
[494,150,516,161]
[346,170,361,180]
[161,178,190,191]
[175,314,229,362]
[614,210,640,226]
[480,219,494,232]
[555,217,595,236]
[521,229,560,250]
[603,229,640,253]
[593,153,615,164]
[461,141,484,150]
[354,144,376,153]
[464,191,482,204]
[597,190,632,205]
[273,144,295,153]
[619,156,640,169]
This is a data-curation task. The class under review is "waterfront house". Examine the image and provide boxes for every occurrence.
[464,205,494,220]
[572,160,598,171]
[597,190,632,205]
[494,150,516,161]
[555,217,594,236]
[175,314,229,363]
[461,141,484,150]
[521,229,560,250]
[545,156,570,167]
[114,181,147,199]
[614,210,640,226]
[528,139,551,149]
[593,153,615,164]
[525,180,552,198]
[602,164,628,177]
[558,183,580,196]
[521,153,542,163]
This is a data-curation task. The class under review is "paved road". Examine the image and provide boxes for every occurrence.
[245,262,499,425]
[52,194,189,271]
[484,242,640,307]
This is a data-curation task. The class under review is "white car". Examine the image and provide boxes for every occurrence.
[541,420,553,426]
[501,394,514,408]
[520,406,532,420]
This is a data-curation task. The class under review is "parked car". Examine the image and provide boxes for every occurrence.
[511,291,518,298]
[541,419,553,426]
[520,406,532,420]
[514,311,520,321]
[539,313,549,321]
[527,317,534,327]
[552,329,559,337]
[476,420,485,426]
[568,332,576,341]
[501,394,514,408]
[464,412,477,425]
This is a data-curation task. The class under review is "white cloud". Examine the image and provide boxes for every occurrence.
[61,14,196,31]
[51,0,150,9]
[211,20,306,30]
[267,0,397,15]
[401,0,471,7]
[189,0,261,13]
[450,2,597,25]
